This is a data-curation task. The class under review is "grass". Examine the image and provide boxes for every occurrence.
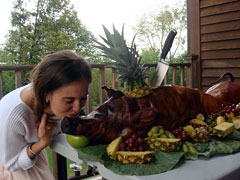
[46,146,88,176]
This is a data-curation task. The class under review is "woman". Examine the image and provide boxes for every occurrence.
[0,50,92,179]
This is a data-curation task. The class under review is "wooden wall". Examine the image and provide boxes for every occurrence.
[188,0,240,91]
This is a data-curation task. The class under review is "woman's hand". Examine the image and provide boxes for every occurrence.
[38,113,54,147]
[27,113,55,159]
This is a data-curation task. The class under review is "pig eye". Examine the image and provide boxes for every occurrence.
[95,113,106,119]
[107,109,114,116]
[107,105,114,112]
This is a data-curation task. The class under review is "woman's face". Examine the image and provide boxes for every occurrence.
[45,79,90,119]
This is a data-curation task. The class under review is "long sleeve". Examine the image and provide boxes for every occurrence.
[0,104,39,171]
[0,84,61,172]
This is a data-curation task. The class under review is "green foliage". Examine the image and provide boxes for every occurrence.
[2,71,15,95]
[133,0,187,59]
[4,0,99,65]
[140,47,160,64]
[91,68,115,107]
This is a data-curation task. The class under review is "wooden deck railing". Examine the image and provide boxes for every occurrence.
[0,62,191,179]
[0,62,192,112]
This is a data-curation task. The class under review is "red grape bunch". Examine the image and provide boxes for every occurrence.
[119,133,149,151]
[171,127,188,140]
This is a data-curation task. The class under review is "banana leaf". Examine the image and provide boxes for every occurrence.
[78,145,107,162]
[77,130,240,176]
[77,145,184,176]
[228,129,240,140]
[101,151,184,176]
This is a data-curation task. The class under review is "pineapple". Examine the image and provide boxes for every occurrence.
[116,151,155,164]
[213,122,234,138]
[190,127,211,143]
[147,137,182,152]
[95,25,151,98]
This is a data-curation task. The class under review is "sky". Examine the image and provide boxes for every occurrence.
[0,0,182,45]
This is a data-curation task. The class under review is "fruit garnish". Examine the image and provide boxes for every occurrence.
[147,137,182,152]
[116,151,155,164]
[94,25,151,98]
[171,127,188,140]
[233,120,240,129]
[182,141,197,155]
[213,122,234,138]
[196,113,205,121]
[190,127,211,143]
[190,118,207,126]
[66,134,89,148]
[107,136,123,160]
[216,116,225,125]
[121,135,149,151]
[183,125,196,136]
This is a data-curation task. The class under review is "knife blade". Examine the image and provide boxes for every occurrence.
[151,29,177,87]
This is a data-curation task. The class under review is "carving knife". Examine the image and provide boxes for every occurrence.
[151,29,177,87]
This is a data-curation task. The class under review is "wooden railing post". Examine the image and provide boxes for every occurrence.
[145,67,150,85]
[86,82,93,114]
[52,151,58,180]
[186,66,192,87]
[99,67,105,104]
[15,70,22,88]
[111,68,117,89]
[172,66,177,85]
[184,54,198,88]
[164,71,169,85]
[180,66,185,86]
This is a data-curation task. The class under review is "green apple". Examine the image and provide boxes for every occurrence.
[66,134,89,148]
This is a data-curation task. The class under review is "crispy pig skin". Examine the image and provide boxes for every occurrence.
[61,73,240,145]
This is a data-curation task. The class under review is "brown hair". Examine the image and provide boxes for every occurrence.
[31,50,92,122]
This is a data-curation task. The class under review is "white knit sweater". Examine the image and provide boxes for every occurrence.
[0,84,60,172]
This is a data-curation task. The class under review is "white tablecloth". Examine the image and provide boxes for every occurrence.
[50,134,240,180]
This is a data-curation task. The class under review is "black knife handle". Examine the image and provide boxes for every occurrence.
[160,30,177,60]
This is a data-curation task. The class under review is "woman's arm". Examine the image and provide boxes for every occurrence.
[27,113,54,159]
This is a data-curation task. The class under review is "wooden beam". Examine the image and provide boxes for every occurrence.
[200,1,240,17]
[86,83,92,114]
[200,0,237,8]
[111,68,117,89]
[99,67,105,104]
[187,0,201,89]
[201,20,240,34]
[15,70,22,88]
[201,30,240,42]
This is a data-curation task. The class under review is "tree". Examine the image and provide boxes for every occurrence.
[4,0,99,65]
[133,0,187,60]
[140,47,160,64]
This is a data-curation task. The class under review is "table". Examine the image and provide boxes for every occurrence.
[50,134,240,180]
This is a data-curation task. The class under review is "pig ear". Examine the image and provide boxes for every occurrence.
[102,86,112,98]
[102,86,125,98]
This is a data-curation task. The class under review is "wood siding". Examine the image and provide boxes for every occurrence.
[188,0,240,91]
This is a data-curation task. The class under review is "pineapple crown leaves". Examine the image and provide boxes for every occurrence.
[94,25,131,66]
[94,24,147,90]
